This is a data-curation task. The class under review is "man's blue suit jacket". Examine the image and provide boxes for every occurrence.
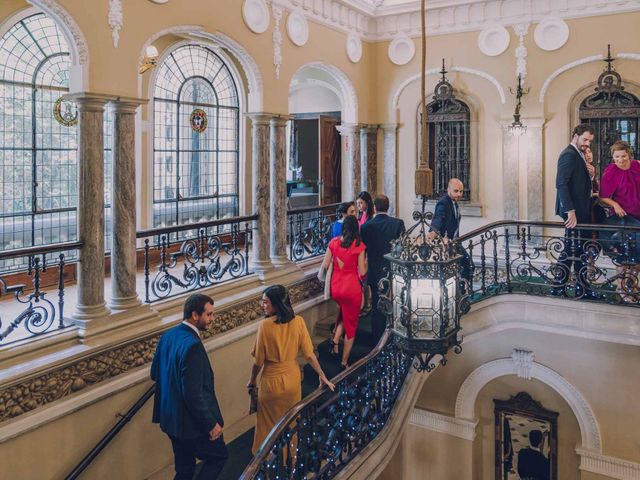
[555,144,592,223]
[431,194,460,239]
[151,323,224,440]
[361,213,405,288]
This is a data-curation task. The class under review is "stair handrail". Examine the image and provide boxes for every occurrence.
[65,384,156,480]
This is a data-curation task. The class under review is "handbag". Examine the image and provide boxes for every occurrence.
[360,279,372,316]
[248,385,258,414]
[317,259,333,301]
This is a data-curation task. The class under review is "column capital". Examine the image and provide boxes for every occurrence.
[245,112,276,125]
[380,123,399,132]
[361,124,379,134]
[65,92,110,111]
[336,123,361,135]
[269,115,292,127]
[112,97,148,114]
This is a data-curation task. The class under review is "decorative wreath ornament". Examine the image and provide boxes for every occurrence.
[190,108,208,133]
[53,97,78,127]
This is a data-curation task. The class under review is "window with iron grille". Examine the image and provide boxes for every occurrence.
[152,45,240,228]
[579,49,640,180]
[417,63,471,201]
[0,13,113,272]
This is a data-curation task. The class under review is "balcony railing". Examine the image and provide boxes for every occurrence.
[457,220,640,306]
[136,215,257,303]
[287,203,339,262]
[0,241,82,345]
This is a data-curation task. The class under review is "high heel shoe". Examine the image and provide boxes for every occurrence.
[329,340,339,357]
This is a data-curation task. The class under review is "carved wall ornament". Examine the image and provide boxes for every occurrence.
[0,277,323,424]
[286,10,309,47]
[272,4,283,79]
[513,23,529,80]
[534,17,569,52]
[477,23,510,57]
[346,33,362,63]
[242,0,270,34]
[511,348,534,380]
[388,33,415,65]
[108,0,123,48]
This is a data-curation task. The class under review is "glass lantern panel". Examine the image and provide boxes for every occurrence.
[392,274,408,337]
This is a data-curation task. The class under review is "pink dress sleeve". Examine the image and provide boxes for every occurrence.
[599,164,617,200]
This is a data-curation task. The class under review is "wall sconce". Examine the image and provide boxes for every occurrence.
[139,45,159,74]
[508,74,529,136]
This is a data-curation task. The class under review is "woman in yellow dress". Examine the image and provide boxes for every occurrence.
[248,285,335,454]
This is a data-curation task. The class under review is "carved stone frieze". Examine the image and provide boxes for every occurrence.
[0,277,323,424]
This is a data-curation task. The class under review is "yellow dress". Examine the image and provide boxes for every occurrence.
[251,315,314,454]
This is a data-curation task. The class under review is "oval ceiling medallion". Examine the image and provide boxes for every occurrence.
[346,33,362,63]
[534,17,569,51]
[388,34,415,66]
[477,24,510,56]
[287,11,309,47]
[242,0,270,34]
[148,0,169,4]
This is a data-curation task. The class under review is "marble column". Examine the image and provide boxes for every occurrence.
[381,123,398,216]
[109,99,146,310]
[360,125,378,194]
[269,115,292,266]
[67,94,110,321]
[336,123,361,201]
[501,120,520,221]
[524,118,545,224]
[247,113,274,277]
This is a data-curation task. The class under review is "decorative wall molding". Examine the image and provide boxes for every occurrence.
[454,356,602,452]
[278,0,640,41]
[108,0,123,48]
[511,348,534,379]
[513,23,529,80]
[409,408,478,441]
[0,277,323,426]
[390,66,506,119]
[28,0,89,64]
[577,448,640,480]
[272,4,283,79]
[538,52,640,103]
[291,62,358,123]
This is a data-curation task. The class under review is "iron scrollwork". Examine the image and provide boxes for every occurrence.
[288,206,336,262]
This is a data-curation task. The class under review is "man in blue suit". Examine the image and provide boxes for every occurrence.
[554,123,596,298]
[361,194,405,344]
[151,293,228,480]
[429,178,472,284]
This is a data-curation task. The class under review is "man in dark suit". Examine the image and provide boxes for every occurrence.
[517,430,550,480]
[361,194,405,344]
[429,178,472,284]
[151,293,228,480]
[555,123,596,297]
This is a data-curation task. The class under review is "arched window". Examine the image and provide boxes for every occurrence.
[418,63,471,200]
[579,50,640,179]
[153,44,240,227]
[0,13,112,271]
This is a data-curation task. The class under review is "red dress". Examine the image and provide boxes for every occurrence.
[329,237,366,340]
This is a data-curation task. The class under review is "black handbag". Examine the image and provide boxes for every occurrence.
[360,279,372,316]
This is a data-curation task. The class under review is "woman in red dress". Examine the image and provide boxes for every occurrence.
[321,215,367,368]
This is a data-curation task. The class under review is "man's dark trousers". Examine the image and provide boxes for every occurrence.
[170,435,228,480]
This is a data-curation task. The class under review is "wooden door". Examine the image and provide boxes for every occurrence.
[318,115,341,205]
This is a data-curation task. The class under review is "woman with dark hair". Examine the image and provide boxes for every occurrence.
[331,201,356,238]
[248,285,334,454]
[321,215,367,368]
[356,191,374,228]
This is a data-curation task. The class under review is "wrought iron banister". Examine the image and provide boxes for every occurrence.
[65,385,156,480]
[136,215,257,302]
[454,220,640,305]
[287,203,340,262]
[0,241,83,345]
[240,330,414,479]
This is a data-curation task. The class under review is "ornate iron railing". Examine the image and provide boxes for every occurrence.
[0,241,82,345]
[287,203,340,262]
[457,220,640,306]
[137,215,256,303]
[240,331,413,479]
